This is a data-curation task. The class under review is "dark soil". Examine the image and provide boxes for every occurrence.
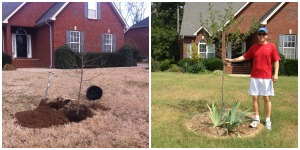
[186,112,264,138]
[14,97,110,128]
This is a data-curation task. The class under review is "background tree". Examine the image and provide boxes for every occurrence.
[151,2,184,61]
[114,2,149,27]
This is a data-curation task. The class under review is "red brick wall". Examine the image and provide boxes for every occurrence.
[125,26,149,58]
[52,2,125,67]
[8,2,54,27]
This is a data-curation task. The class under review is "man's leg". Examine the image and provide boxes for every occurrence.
[250,96,260,128]
[253,96,260,117]
[263,96,272,130]
[263,96,271,118]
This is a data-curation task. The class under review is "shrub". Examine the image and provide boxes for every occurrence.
[178,58,192,67]
[204,58,223,71]
[160,59,171,71]
[2,52,12,68]
[55,46,76,69]
[151,59,160,72]
[167,64,182,72]
[119,45,133,67]
[187,61,206,74]
[278,53,286,76]
[3,64,16,71]
[285,59,298,76]
[101,52,124,67]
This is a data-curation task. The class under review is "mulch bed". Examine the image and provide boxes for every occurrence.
[14,97,109,128]
[186,112,264,138]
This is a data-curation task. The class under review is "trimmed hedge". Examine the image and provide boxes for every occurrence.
[55,46,76,69]
[2,52,12,68]
[119,45,133,67]
[204,58,223,71]
[285,59,297,76]
[55,46,126,69]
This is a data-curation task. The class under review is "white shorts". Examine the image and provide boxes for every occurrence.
[249,78,274,96]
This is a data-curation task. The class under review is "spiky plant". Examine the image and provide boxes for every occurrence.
[207,102,224,127]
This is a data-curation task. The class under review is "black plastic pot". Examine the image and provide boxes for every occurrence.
[86,85,103,100]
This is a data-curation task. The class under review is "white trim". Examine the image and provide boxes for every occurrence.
[261,2,285,25]
[110,2,128,29]
[3,2,26,23]
[27,35,32,58]
[193,26,212,36]
[12,34,17,58]
[50,2,69,20]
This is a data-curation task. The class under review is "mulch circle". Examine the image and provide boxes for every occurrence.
[186,112,264,138]
[14,97,110,129]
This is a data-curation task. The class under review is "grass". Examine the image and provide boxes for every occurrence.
[151,72,298,148]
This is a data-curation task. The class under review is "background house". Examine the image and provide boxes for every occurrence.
[124,17,149,60]
[180,2,298,74]
[2,2,127,68]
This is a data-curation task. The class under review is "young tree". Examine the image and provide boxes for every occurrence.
[199,2,259,109]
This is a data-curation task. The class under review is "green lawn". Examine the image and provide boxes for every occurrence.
[151,72,298,148]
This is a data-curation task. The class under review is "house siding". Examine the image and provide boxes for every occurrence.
[125,26,149,58]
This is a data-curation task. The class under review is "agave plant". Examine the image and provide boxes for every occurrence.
[221,101,254,134]
[207,102,224,127]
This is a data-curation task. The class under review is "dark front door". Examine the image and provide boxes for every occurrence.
[16,35,27,57]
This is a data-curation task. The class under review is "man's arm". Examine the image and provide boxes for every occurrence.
[273,61,279,82]
[225,56,246,62]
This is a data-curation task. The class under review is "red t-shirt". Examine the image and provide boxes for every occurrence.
[243,43,281,79]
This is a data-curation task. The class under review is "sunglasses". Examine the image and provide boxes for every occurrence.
[258,32,268,36]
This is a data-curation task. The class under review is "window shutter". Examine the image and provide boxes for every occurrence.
[80,32,84,52]
[101,33,105,52]
[296,36,298,59]
[112,34,116,52]
[97,2,101,19]
[12,34,17,58]
[66,30,70,47]
[278,34,284,54]
[84,2,88,18]
[27,35,32,58]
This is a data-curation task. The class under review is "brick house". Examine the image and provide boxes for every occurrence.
[180,2,298,74]
[2,2,127,68]
[124,17,149,60]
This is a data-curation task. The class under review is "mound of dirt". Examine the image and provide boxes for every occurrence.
[14,98,109,128]
[186,112,264,138]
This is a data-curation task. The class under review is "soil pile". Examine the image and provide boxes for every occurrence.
[15,98,98,128]
[186,112,264,138]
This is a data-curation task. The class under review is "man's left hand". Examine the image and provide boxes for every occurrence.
[272,75,278,83]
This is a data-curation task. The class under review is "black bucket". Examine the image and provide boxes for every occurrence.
[86,86,103,100]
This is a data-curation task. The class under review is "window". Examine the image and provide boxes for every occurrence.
[104,33,113,52]
[278,35,297,59]
[198,39,215,58]
[88,2,97,19]
[185,43,191,58]
[70,31,80,52]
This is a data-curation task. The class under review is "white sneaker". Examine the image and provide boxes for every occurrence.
[265,121,272,130]
[249,120,260,128]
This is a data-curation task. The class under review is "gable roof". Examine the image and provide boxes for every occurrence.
[125,16,149,33]
[2,2,127,28]
[260,2,285,25]
[180,2,247,37]
[2,2,26,23]
[35,2,68,26]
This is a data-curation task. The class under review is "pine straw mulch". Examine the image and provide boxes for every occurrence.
[186,112,264,138]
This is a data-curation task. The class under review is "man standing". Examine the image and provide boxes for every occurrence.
[225,27,281,130]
